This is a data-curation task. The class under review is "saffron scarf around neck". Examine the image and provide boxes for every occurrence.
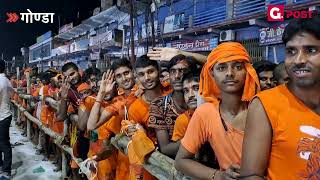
[199,42,260,103]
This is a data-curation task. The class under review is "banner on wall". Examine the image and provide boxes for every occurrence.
[70,39,89,53]
[163,13,185,34]
[259,23,287,46]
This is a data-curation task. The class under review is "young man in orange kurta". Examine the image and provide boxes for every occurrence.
[240,15,320,180]
[125,55,173,180]
[148,55,198,158]
[171,72,199,142]
[47,73,64,171]
[57,62,84,179]
[87,58,137,180]
[77,80,118,180]
[37,72,52,159]
[175,42,260,180]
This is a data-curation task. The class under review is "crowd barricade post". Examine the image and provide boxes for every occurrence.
[61,119,69,178]
[26,73,32,139]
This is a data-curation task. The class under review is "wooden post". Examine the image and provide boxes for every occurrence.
[150,1,156,48]
[129,0,136,64]
[12,102,17,122]
[145,4,149,52]
[17,103,21,125]
[26,72,31,139]
[61,119,69,178]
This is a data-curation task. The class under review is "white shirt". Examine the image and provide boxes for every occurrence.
[0,73,13,120]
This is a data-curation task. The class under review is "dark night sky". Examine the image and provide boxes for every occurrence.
[0,0,100,60]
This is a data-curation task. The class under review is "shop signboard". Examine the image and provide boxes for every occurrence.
[171,38,218,51]
[259,23,287,45]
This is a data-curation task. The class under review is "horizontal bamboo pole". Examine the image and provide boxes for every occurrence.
[17,93,59,111]
[13,93,194,180]
[11,100,88,175]
[111,134,191,180]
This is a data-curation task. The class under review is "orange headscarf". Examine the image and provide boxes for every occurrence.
[77,83,90,93]
[199,42,260,103]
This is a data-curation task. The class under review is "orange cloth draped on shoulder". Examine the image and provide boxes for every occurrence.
[199,42,260,103]
[98,116,119,140]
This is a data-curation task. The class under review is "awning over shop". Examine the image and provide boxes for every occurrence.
[55,6,128,40]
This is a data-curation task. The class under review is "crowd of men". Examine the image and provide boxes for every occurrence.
[2,15,319,180]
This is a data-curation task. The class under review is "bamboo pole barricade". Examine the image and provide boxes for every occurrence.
[11,99,86,178]
[11,90,195,180]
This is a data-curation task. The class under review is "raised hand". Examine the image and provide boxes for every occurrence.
[60,76,71,99]
[147,47,181,61]
[97,70,115,100]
